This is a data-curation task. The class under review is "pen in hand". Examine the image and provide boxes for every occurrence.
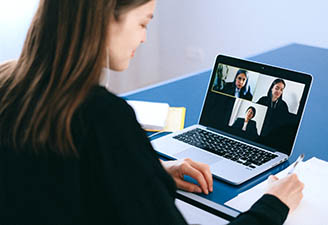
[288,154,304,175]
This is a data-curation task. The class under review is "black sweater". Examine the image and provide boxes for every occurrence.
[0,86,289,224]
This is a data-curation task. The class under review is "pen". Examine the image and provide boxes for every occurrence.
[288,153,304,175]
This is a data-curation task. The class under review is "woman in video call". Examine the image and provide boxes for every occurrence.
[257,79,290,136]
[222,69,253,100]
[232,106,259,140]
[0,1,303,224]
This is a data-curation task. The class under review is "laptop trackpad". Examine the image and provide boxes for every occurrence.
[174,147,222,165]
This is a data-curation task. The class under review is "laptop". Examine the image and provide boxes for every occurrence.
[151,55,312,185]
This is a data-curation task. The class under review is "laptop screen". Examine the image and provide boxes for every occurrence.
[199,55,312,155]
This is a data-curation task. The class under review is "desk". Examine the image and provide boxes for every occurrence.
[124,43,328,208]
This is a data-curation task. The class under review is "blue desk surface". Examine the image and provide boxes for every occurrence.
[125,43,328,205]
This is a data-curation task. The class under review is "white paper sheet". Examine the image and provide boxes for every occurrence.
[127,100,169,131]
[175,199,229,225]
[225,157,328,225]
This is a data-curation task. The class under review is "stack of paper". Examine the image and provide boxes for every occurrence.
[225,157,328,225]
[127,100,186,132]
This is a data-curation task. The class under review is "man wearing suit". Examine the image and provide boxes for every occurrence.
[232,106,258,140]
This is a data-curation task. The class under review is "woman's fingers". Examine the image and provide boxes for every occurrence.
[268,175,279,184]
[184,158,213,192]
[180,159,210,194]
[174,178,202,193]
[266,173,304,213]
[160,159,213,194]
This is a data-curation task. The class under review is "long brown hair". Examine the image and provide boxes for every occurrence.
[0,0,151,157]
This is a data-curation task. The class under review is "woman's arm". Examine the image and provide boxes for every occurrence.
[228,194,289,225]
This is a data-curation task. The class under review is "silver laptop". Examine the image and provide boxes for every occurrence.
[151,55,312,185]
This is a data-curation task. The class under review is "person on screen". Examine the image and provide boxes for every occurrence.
[0,1,303,225]
[257,79,289,113]
[212,64,226,91]
[222,69,253,100]
[232,106,259,140]
[257,79,289,136]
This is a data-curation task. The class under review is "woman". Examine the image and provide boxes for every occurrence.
[257,79,289,136]
[232,106,258,140]
[0,1,303,224]
[222,69,253,100]
[257,79,289,113]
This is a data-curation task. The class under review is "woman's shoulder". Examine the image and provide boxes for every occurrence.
[280,99,288,106]
[278,99,289,111]
[224,82,234,87]
[222,82,234,91]
[259,95,268,100]
[249,119,257,126]
[82,86,134,118]
[232,118,244,126]
[257,96,269,103]
[73,86,139,141]
[86,86,124,105]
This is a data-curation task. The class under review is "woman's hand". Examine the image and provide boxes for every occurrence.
[161,158,213,194]
[265,174,304,213]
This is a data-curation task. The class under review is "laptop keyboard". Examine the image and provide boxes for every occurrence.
[173,128,278,168]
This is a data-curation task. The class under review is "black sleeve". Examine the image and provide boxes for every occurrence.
[222,82,234,96]
[231,118,239,129]
[228,194,289,225]
[257,96,267,105]
[250,120,259,137]
[82,88,188,225]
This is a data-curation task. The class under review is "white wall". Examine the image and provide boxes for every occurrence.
[1,0,328,94]
[153,0,328,91]
[0,0,38,62]
[0,0,159,94]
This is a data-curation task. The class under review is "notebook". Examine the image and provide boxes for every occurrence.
[151,55,312,185]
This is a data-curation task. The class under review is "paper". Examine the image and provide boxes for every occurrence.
[127,100,169,131]
[225,157,328,225]
[127,100,186,132]
[175,199,229,225]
